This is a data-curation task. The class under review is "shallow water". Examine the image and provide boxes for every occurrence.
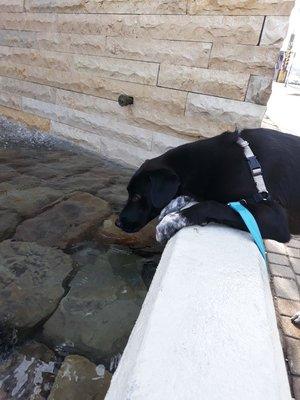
[0,119,160,399]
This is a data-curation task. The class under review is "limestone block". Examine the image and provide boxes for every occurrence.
[25,0,187,14]
[0,0,23,12]
[0,105,50,131]
[0,46,70,71]
[158,64,249,100]
[0,63,186,116]
[1,46,158,85]
[73,54,159,85]
[187,0,295,16]
[209,44,278,76]
[22,98,155,150]
[151,131,192,155]
[106,37,212,68]
[0,77,56,103]
[186,93,266,129]
[245,75,273,106]
[51,122,154,167]
[56,88,224,139]
[0,12,56,32]
[260,16,290,47]
[57,14,264,45]
[0,91,22,110]
[0,29,36,48]
[55,87,228,139]
[37,32,107,56]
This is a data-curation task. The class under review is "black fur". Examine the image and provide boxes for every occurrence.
[117,128,300,243]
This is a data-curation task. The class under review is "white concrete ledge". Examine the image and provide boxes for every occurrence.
[105,225,292,400]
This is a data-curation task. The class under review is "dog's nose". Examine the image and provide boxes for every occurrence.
[115,217,122,229]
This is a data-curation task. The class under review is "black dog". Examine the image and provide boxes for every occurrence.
[117,128,300,244]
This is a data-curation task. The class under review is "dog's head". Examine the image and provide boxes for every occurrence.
[116,160,180,233]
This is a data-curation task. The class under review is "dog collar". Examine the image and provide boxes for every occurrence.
[236,136,271,203]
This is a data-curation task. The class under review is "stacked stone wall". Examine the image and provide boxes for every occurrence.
[0,1,294,165]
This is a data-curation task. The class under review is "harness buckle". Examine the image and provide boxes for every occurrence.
[247,156,261,171]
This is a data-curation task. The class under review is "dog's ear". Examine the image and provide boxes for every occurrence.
[149,169,180,209]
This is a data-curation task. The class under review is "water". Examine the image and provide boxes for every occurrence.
[0,118,161,399]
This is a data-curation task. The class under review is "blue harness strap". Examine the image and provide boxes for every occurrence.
[228,201,266,261]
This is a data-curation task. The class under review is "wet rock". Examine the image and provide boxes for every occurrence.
[0,175,42,193]
[141,259,160,289]
[0,165,18,183]
[0,187,63,218]
[96,214,158,250]
[0,210,21,241]
[42,170,117,195]
[14,193,111,249]
[96,184,128,212]
[42,247,147,360]
[48,355,111,400]
[0,341,58,400]
[0,240,73,329]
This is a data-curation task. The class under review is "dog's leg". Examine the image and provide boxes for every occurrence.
[291,312,300,327]
[156,200,290,243]
[158,196,196,221]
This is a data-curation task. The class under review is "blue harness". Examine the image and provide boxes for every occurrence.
[228,135,270,261]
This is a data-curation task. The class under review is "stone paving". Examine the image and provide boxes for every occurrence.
[266,238,300,400]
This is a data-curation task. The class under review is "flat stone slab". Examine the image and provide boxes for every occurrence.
[48,355,111,400]
[14,193,111,249]
[0,341,58,400]
[0,209,21,241]
[42,247,147,360]
[96,214,159,250]
[0,187,63,218]
[0,240,73,329]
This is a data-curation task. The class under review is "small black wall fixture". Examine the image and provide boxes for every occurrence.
[118,94,134,107]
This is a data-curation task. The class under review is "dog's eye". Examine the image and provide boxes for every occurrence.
[132,194,142,202]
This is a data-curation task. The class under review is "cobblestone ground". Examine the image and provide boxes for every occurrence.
[266,238,300,400]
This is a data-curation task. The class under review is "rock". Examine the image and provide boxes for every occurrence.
[245,75,272,106]
[187,0,294,16]
[26,0,187,14]
[0,165,18,182]
[0,174,41,192]
[0,341,58,400]
[48,355,111,400]
[0,240,73,329]
[158,63,249,101]
[0,187,63,218]
[42,170,117,195]
[14,193,111,249]
[186,92,266,129]
[0,210,21,241]
[260,16,289,47]
[0,105,50,132]
[96,215,158,250]
[209,43,278,76]
[42,247,147,360]
[141,259,160,289]
[96,184,128,212]
[106,36,211,68]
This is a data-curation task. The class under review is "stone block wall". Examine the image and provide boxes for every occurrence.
[0,1,294,166]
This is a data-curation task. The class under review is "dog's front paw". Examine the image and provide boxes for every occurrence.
[156,212,189,243]
[159,196,196,221]
[291,312,300,327]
